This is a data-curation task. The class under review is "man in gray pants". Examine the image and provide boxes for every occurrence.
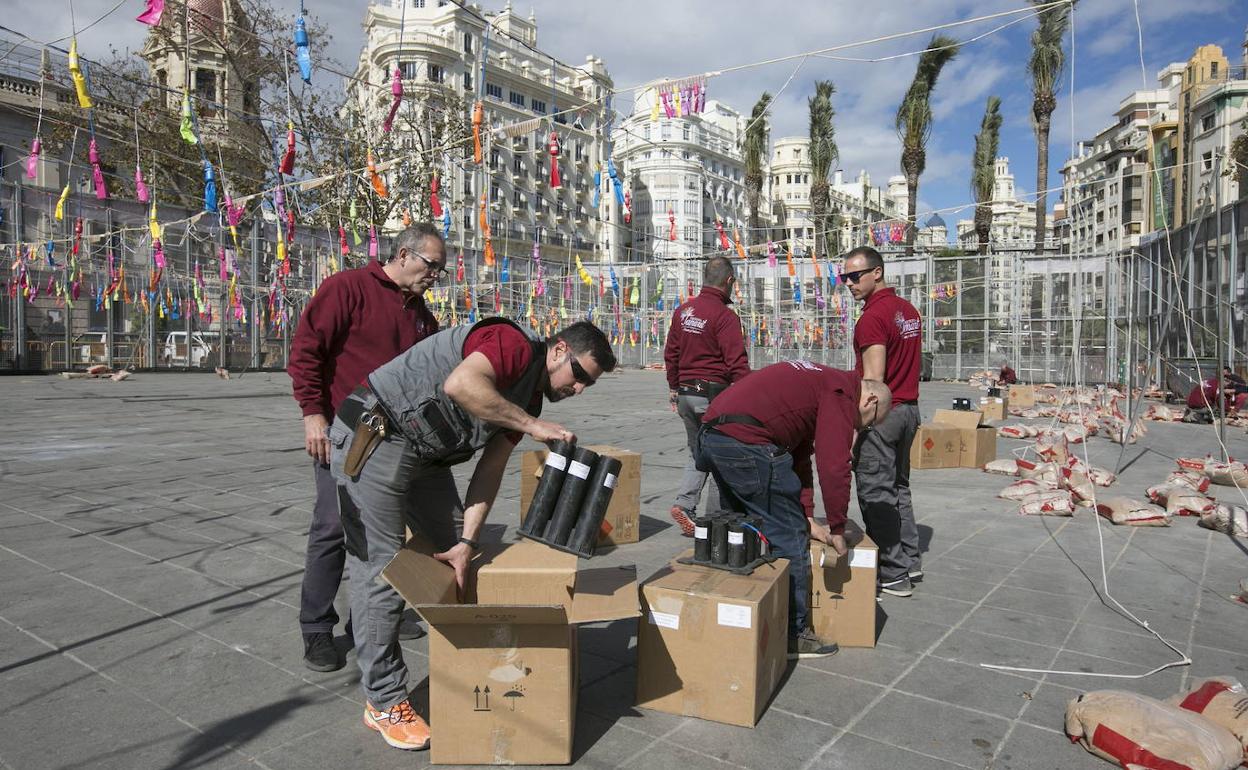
[662,256,751,535]
[844,246,924,597]
[328,318,614,751]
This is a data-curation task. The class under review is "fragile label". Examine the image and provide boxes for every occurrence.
[568,461,591,479]
[694,526,708,539]
[545,453,568,471]
[717,603,752,629]
[648,611,680,630]
[848,548,877,569]
[604,473,618,489]
[727,531,744,545]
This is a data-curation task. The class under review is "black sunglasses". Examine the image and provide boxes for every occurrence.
[415,254,449,278]
[842,266,879,284]
[569,356,596,386]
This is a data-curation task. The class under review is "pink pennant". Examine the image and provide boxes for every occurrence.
[368,226,378,258]
[382,67,403,133]
[767,240,777,268]
[135,166,149,203]
[89,139,107,200]
[135,0,164,25]
[25,138,40,179]
[153,239,166,269]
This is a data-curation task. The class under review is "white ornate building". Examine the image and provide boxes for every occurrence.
[956,157,1053,251]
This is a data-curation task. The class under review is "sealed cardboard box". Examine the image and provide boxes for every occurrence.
[979,396,1008,422]
[910,424,961,469]
[521,445,640,545]
[382,538,638,765]
[1008,384,1035,408]
[931,409,997,468]
[809,532,878,648]
[636,556,789,727]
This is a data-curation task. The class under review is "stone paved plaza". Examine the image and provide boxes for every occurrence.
[1,369,1247,769]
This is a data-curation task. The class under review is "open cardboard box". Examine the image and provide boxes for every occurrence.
[519,445,641,546]
[381,538,639,765]
[932,408,998,468]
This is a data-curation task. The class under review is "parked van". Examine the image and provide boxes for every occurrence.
[162,331,216,367]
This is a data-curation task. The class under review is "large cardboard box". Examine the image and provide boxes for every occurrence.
[520,445,640,546]
[932,409,998,468]
[636,556,789,727]
[809,532,879,648]
[979,396,1008,422]
[1008,384,1036,408]
[910,424,961,469]
[382,538,639,765]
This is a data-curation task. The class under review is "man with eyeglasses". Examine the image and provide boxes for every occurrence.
[664,255,751,537]
[843,245,924,598]
[327,319,615,751]
[288,223,445,674]
[698,361,892,658]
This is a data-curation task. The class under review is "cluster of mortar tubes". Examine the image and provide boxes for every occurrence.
[519,440,622,557]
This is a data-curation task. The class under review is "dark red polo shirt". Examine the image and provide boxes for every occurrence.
[704,362,861,532]
[288,260,438,419]
[854,287,921,402]
[462,322,544,445]
[663,286,750,391]
[1187,377,1220,410]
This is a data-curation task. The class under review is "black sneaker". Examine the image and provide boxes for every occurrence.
[908,569,924,584]
[303,632,343,672]
[787,629,839,659]
[879,577,914,597]
[398,610,426,640]
[343,616,353,640]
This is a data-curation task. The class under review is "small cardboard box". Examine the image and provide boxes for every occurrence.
[381,538,639,765]
[910,424,961,469]
[979,396,1008,422]
[1008,384,1036,408]
[809,531,879,648]
[520,445,640,546]
[636,556,790,728]
[932,409,998,468]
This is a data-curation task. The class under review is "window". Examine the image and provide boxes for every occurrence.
[532,99,546,114]
[463,70,473,91]
[1211,61,1219,78]
[1201,113,1215,132]
[1202,151,1213,171]
[489,148,500,170]
[643,125,651,140]
[512,156,523,174]
[194,69,218,103]
[463,176,473,195]
[428,64,444,83]
[661,123,670,141]
[486,82,502,100]
[513,190,524,208]
[463,212,473,231]
[399,61,420,80]
[412,0,424,7]
[682,125,690,140]
[509,91,526,107]
[684,225,698,241]
[464,33,473,55]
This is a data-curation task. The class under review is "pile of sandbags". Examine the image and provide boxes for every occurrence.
[986,437,1118,517]
[1176,456,1248,488]
[1147,471,1217,517]
[1066,689,1244,770]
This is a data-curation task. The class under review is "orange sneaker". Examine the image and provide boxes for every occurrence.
[363,700,430,750]
[669,506,696,537]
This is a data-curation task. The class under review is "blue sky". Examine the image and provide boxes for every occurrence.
[15,0,1244,231]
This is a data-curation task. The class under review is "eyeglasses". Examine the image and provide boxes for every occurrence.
[414,253,449,278]
[842,266,879,284]
[569,355,597,387]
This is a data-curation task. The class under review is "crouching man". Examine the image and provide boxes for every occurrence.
[328,318,615,750]
[696,360,890,659]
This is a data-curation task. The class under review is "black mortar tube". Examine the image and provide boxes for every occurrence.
[520,439,574,537]
[566,455,624,555]
[543,446,600,545]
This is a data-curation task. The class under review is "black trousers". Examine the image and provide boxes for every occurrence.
[299,461,345,634]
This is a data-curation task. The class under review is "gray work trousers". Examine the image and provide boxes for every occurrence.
[853,402,922,584]
[328,394,460,710]
[672,394,721,515]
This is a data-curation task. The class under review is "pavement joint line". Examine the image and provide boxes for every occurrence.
[797,517,1079,770]
[1178,527,1213,692]
[843,730,983,769]
[613,721,686,768]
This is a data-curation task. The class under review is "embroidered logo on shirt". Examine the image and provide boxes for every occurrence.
[784,359,821,372]
[680,306,708,334]
[894,311,921,339]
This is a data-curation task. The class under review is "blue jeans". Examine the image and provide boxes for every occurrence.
[697,429,809,638]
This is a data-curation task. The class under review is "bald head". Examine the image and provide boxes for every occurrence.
[857,379,892,429]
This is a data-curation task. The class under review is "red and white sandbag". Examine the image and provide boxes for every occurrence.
[1065,690,1243,770]
[983,458,1019,476]
[1198,504,1248,537]
[1035,436,1070,464]
[999,479,1045,501]
[1095,497,1171,526]
[1058,466,1097,508]
[1019,490,1076,516]
[1166,678,1248,757]
[1167,471,1212,494]
[1178,456,1210,473]
[1087,466,1117,487]
[998,424,1038,439]
[1203,460,1248,488]
[1017,459,1059,485]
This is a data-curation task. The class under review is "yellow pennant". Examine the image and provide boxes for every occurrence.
[68,39,93,109]
[55,184,70,220]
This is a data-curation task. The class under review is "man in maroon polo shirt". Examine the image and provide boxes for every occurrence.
[287,223,444,672]
[698,361,891,658]
[664,256,751,536]
[844,245,924,598]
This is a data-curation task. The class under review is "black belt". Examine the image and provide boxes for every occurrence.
[896,399,919,406]
[678,379,730,399]
[337,385,391,432]
[705,413,765,429]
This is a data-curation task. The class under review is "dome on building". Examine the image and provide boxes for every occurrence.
[925,212,946,230]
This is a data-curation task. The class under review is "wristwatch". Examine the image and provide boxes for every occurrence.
[458,536,480,551]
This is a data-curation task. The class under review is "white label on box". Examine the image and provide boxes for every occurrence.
[694,526,708,539]
[848,548,877,569]
[648,611,679,630]
[717,603,752,629]
[604,473,618,489]
[568,461,591,479]
[727,531,744,545]
[545,453,568,471]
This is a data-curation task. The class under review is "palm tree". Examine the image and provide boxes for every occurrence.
[743,92,772,244]
[895,35,960,254]
[1028,0,1076,254]
[971,96,1003,255]
[808,80,838,258]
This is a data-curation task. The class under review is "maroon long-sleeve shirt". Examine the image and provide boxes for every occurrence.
[288,260,438,419]
[664,286,750,391]
[704,362,861,532]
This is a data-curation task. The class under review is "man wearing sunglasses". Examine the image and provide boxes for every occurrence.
[664,256,751,537]
[698,361,892,658]
[327,318,615,751]
[843,246,924,598]
[288,223,445,674]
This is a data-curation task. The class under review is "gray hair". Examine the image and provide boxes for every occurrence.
[385,222,443,264]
